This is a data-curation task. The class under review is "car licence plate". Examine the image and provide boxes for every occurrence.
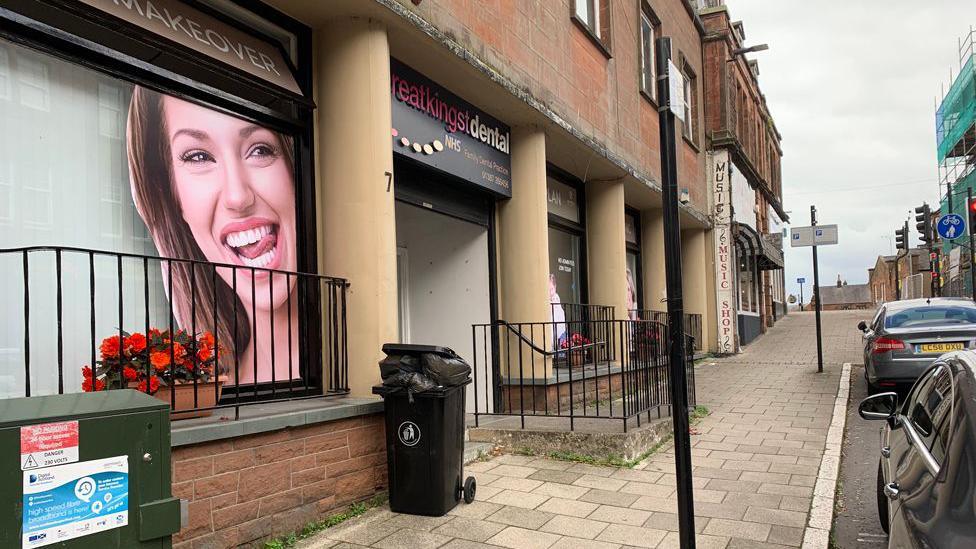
[918,342,965,353]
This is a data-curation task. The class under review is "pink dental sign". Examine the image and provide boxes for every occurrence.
[78,0,302,95]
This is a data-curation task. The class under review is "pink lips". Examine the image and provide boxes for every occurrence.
[220,217,283,272]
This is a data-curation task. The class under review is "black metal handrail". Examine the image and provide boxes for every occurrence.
[0,245,350,419]
[471,318,696,432]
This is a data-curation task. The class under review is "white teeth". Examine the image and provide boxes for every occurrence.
[240,248,276,269]
[226,225,271,248]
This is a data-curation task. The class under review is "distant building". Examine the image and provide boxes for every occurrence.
[867,248,931,303]
[812,281,873,311]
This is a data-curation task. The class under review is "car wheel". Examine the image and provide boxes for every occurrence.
[865,371,882,395]
[877,461,889,534]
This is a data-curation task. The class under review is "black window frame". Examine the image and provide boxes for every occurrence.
[625,207,643,312]
[547,165,588,306]
[0,0,324,402]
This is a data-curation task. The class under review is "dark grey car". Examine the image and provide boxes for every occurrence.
[858,352,976,547]
[859,298,976,392]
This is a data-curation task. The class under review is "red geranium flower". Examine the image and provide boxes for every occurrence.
[82,377,105,392]
[99,335,121,360]
[125,333,147,354]
[150,351,170,371]
[122,366,138,381]
[136,375,161,394]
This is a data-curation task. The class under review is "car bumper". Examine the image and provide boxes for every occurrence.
[867,357,939,385]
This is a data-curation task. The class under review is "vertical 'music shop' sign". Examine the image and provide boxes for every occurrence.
[712,150,737,353]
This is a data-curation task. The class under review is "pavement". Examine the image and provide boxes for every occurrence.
[298,310,867,549]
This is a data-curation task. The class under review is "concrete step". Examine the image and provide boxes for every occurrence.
[463,441,495,464]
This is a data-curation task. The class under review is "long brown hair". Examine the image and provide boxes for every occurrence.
[126,86,294,375]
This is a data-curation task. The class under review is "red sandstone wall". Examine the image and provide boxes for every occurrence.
[171,414,387,548]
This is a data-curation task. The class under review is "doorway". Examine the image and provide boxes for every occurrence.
[395,201,492,413]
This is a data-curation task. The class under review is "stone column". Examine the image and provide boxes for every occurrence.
[642,208,667,312]
[315,19,396,396]
[681,228,709,352]
[496,126,552,380]
[585,180,628,318]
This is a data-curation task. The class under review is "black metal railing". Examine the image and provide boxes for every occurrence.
[631,310,703,351]
[471,319,696,431]
[549,302,615,366]
[0,245,349,419]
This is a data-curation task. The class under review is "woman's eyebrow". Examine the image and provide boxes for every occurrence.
[239,125,263,139]
[172,128,209,141]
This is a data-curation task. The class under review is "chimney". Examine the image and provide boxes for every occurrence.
[836,274,842,287]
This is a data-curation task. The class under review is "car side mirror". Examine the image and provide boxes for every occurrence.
[859,392,898,420]
[857,320,868,332]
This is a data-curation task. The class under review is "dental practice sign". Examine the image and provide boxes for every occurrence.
[391,59,512,197]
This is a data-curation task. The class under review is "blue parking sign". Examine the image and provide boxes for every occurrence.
[797,278,806,284]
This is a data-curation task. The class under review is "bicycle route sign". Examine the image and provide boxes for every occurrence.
[937,213,966,240]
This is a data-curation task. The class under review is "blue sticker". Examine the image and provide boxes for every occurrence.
[22,456,129,548]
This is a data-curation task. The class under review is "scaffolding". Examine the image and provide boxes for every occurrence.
[939,27,976,258]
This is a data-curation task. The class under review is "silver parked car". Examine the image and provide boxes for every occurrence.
[859,297,976,393]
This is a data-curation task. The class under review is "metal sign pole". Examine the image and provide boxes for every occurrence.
[811,206,824,374]
[799,281,804,311]
[655,35,695,549]
[968,187,976,301]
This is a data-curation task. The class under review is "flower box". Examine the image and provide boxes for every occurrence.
[131,376,227,420]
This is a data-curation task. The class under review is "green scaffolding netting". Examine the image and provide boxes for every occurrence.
[940,169,976,252]
[937,54,976,162]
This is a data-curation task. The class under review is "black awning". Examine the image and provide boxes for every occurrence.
[735,223,784,270]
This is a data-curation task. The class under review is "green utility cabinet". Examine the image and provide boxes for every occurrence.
[0,390,182,548]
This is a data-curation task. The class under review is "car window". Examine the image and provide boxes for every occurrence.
[905,366,947,456]
[885,305,976,328]
[871,307,885,332]
[927,368,953,463]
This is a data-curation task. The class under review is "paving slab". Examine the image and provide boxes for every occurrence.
[297,311,862,549]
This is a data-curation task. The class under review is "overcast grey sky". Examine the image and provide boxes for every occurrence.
[727,0,976,299]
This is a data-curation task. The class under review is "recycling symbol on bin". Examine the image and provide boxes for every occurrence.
[398,421,421,447]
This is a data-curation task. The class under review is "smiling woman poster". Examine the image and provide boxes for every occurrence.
[126,86,299,385]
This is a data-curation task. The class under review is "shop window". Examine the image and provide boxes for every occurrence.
[0,37,311,398]
[573,0,612,54]
[625,210,642,318]
[20,167,53,230]
[547,173,586,340]
[638,4,659,101]
[97,83,125,139]
[15,54,50,112]
[0,160,11,224]
[0,47,10,100]
[737,249,757,314]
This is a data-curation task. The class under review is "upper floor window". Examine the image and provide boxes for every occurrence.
[573,0,612,54]
[639,3,659,100]
[681,62,698,144]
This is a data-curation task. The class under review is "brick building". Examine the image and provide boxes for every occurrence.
[700,1,788,351]
[0,0,737,547]
[868,248,932,303]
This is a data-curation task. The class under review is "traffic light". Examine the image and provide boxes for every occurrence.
[915,204,931,245]
[895,225,908,251]
[969,198,976,230]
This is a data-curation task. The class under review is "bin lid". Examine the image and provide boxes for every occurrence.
[382,343,457,357]
[372,380,470,398]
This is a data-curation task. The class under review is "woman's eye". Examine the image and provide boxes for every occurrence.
[247,143,279,159]
[180,150,215,163]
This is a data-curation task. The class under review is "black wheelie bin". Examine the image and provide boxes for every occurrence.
[373,343,476,516]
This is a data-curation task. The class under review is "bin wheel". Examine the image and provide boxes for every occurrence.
[463,476,477,504]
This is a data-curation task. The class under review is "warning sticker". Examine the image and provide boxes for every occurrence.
[21,421,79,470]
